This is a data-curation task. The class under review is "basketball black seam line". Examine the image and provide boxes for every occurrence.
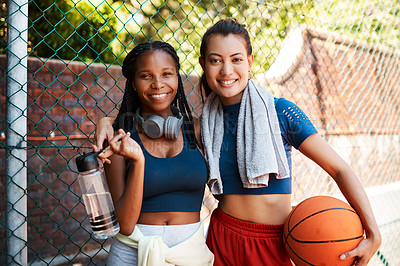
[288,234,364,244]
[288,207,357,234]
[284,207,358,244]
[285,234,363,265]
[285,241,316,266]
[284,199,315,244]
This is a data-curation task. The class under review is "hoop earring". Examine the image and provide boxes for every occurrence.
[248,70,253,79]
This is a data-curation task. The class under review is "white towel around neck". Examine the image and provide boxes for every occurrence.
[201,79,290,195]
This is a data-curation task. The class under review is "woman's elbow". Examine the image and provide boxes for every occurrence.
[115,207,140,236]
[118,223,135,236]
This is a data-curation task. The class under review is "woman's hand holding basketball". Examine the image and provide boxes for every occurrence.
[340,233,382,266]
[99,129,144,163]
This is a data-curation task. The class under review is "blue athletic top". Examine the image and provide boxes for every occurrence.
[220,98,318,195]
[128,128,208,212]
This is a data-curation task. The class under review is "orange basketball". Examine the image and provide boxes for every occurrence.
[283,196,364,266]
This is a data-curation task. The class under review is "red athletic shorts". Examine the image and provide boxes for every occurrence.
[206,207,292,266]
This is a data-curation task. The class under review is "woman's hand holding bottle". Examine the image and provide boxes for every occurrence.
[96,129,144,163]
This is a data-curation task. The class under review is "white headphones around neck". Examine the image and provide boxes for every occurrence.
[135,106,183,139]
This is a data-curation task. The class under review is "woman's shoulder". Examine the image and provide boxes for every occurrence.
[274,97,297,111]
[274,97,313,122]
[273,97,318,148]
[273,97,309,119]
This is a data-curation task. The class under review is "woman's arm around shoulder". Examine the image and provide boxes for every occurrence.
[193,117,202,144]
[94,116,115,149]
[298,133,381,266]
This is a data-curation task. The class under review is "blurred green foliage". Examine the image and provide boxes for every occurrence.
[0,0,399,74]
[28,0,119,63]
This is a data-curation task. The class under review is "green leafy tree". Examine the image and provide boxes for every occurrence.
[121,0,314,75]
[28,0,119,63]
[315,0,400,48]
[1,0,398,71]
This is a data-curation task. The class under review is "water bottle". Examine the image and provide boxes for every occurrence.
[75,151,120,239]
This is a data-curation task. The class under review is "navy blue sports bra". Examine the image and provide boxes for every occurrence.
[220,98,318,195]
[128,128,208,212]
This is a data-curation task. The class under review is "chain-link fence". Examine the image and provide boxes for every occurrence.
[1,0,399,265]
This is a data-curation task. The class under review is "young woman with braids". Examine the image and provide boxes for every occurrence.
[198,18,380,265]
[93,41,213,265]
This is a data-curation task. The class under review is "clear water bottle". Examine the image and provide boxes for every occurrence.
[75,151,120,239]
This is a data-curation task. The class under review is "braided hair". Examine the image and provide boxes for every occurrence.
[199,18,253,101]
[113,41,199,149]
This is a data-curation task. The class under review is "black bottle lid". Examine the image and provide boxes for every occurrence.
[76,151,100,172]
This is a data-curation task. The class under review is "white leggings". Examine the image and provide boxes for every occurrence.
[107,222,201,266]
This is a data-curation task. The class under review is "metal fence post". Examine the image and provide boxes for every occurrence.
[6,0,28,265]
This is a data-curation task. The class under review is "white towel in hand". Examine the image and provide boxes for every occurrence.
[201,79,290,195]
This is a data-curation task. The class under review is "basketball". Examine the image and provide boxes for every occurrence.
[283,196,364,266]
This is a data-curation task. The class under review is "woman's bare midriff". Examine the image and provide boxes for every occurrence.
[218,194,292,224]
[137,211,200,225]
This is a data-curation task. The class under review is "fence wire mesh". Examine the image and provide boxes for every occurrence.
[0,0,399,265]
